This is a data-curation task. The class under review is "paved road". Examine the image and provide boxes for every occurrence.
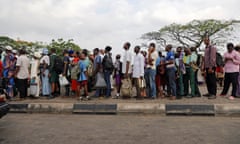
[0,114,240,144]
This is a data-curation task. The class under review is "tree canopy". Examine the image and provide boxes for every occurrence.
[141,19,240,50]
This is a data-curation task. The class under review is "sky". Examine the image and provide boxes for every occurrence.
[0,0,240,54]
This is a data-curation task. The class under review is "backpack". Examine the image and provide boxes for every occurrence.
[102,54,114,72]
[53,56,64,74]
[216,52,224,67]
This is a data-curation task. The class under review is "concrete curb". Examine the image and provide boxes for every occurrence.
[8,103,240,116]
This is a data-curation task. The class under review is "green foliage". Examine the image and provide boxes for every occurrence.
[142,19,240,49]
[48,38,81,55]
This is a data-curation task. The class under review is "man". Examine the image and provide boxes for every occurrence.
[62,49,70,96]
[132,46,144,99]
[220,43,240,100]
[49,48,59,98]
[145,43,158,99]
[165,44,177,100]
[102,46,114,98]
[202,37,217,99]
[15,49,30,99]
[122,42,132,79]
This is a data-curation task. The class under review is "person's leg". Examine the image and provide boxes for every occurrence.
[168,68,177,98]
[190,68,195,97]
[84,81,88,97]
[221,73,231,95]
[183,68,189,96]
[144,69,150,97]
[194,70,201,96]
[104,71,111,97]
[178,72,184,96]
[149,69,156,98]
[231,72,239,97]
[208,69,217,97]
[205,69,211,95]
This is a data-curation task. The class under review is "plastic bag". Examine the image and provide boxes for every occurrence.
[59,75,69,86]
[95,72,107,88]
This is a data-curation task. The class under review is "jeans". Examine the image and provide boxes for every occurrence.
[145,68,156,98]
[166,68,177,96]
[104,70,111,97]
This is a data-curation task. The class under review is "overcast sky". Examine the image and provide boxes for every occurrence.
[0,0,240,54]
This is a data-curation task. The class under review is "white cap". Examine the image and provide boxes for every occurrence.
[34,52,41,58]
[12,50,17,54]
[6,46,13,51]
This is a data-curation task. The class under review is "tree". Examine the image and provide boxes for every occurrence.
[48,38,81,55]
[141,19,240,50]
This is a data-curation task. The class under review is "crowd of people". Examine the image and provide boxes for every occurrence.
[1,37,240,101]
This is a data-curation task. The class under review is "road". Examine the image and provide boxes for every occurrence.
[0,114,240,144]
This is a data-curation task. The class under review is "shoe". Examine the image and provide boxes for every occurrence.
[185,95,193,98]
[219,94,227,97]
[203,93,211,97]
[86,96,91,100]
[169,96,177,100]
[208,95,216,99]
[78,96,83,101]
[228,96,235,100]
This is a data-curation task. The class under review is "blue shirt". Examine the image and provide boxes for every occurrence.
[93,55,102,72]
[166,51,175,61]
[78,60,87,82]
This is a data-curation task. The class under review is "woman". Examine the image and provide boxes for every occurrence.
[220,43,240,100]
[40,48,51,97]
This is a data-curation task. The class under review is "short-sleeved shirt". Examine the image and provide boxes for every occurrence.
[166,51,175,68]
[40,55,50,65]
[93,55,102,72]
[78,60,87,82]
[16,55,30,79]
[122,50,132,74]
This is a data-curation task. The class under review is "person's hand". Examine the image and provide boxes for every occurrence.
[140,76,143,80]
[225,57,233,61]
[208,68,213,73]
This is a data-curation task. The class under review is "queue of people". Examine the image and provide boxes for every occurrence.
[1,37,240,101]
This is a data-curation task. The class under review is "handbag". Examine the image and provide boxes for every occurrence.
[59,75,69,86]
[95,72,107,88]
[121,78,132,98]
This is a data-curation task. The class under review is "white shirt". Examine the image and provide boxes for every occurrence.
[132,53,144,78]
[40,55,50,65]
[146,51,158,70]
[16,55,30,79]
[122,50,132,74]
[30,59,40,78]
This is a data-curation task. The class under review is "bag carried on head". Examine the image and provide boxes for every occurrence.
[54,56,64,74]
[121,78,132,98]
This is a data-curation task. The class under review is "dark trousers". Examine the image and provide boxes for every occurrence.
[17,78,28,98]
[221,72,239,97]
[194,70,201,96]
[206,68,217,95]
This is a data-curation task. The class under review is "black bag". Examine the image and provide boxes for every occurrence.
[102,54,114,72]
[54,56,64,74]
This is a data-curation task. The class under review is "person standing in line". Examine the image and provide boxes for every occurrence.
[190,47,201,97]
[78,51,89,100]
[165,44,177,100]
[234,45,240,97]
[220,43,240,100]
[102,46,114,98]
[49,48,59,97]
[93,48,103,98]
[15,49,30,99]
[202,37,217,99]
[62,49,70,97]
[132,46,145,99]
[175,47,185,98]
[113,54,122,99]
[29,52,41,98]
[145,43,158,99]
[122,42,132,79]
[40,48,51,97]
[70,51,80,98]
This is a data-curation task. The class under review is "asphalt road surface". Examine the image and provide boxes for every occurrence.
[0,114,240,144]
